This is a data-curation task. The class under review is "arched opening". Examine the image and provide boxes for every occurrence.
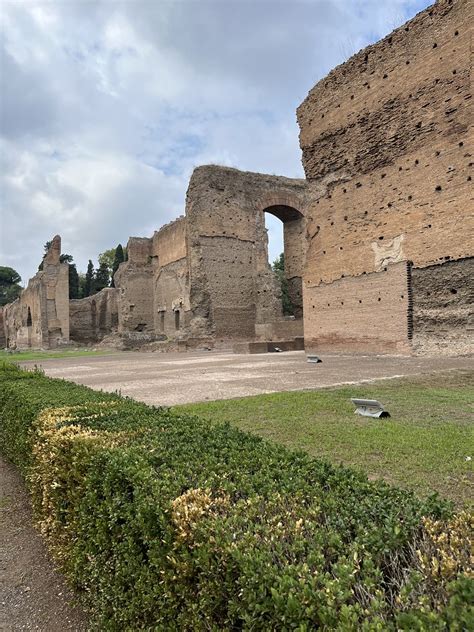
[263,204,305,320]
[174,309,180,330]
[26,307,32,327]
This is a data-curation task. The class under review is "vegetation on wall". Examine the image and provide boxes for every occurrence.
[0,363,471,630]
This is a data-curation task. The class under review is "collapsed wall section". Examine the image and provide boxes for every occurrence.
[69,288,119,343]
[297,0,472,354]
[185,165,308,340]
[411,257,473,354]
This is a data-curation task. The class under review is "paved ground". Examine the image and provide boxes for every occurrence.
[22,350,473,406]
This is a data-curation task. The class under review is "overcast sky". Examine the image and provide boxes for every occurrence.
[1,0,431,283]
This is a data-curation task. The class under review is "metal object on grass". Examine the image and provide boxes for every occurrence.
[351,398,390,418]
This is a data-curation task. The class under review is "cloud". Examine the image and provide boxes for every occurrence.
[0,0,430,282]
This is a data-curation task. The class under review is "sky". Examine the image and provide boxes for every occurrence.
[1,0,431,283]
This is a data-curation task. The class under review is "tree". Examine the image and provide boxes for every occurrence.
[78,273,87,299]
[98,248,115,277]
[0,266,22,306]
[84,260,95,297]
[69,263,80,299]
[272,253,294,316]
[94,261,110,292]
[111,244,125,287]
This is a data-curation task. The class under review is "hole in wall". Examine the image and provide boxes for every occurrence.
[435,185,442,191]
[454,30,459,35]
[450,288,458,294]
[459,141,464,147]
[433,43,437,48]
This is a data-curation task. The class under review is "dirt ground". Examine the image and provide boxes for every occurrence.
[0,456,88,632]
[22,349,473,406]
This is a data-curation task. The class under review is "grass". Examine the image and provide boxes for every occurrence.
[176,369,474,506]
[0,349,114,362]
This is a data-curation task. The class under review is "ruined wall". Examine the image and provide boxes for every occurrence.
[152,218,191,337]
[115,237,154,333]
[297,0,472,353]
[3,236,69,349]
[412,257,473,354]
[185,166,308,340]
[70,288,119,343]
[0,307,5,348]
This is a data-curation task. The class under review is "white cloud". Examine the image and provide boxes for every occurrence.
[0,0,430,282]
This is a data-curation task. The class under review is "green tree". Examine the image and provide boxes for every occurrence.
[94,261,110,292]
[84,260,95,297]
[0,266,22,306]
[78,273,87,299]
[98,248,115,276]
[272,253,294,316]
[38,241,74,270]
[69,263,80,299]
[110,244,125,287]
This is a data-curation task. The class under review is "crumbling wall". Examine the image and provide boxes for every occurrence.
[115,237,154,333]
[70,288,119,343]
[3,236,69,349]
[297,0,472,353]
[412,257,473,355]
[185,165,308,340]
[0,307,5,348]
[152,218,191,337]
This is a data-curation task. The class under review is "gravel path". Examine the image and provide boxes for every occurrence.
[0,455,88,632]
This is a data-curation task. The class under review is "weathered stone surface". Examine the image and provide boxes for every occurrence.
[0,307,5,348]
[412,257,473,355]
[297,0,472,354]
[69,288,118,343]
[3,236,69,349]
[185,165,308,339]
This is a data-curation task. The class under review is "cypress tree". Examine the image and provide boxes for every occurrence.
[69,263,80,299]
[84,260,95,297]
[111,244,125,287]
[95,262,110,292]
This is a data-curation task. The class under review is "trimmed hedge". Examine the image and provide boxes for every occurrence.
[0,362,472,630]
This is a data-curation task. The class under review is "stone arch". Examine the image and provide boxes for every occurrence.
[257,193,306,319]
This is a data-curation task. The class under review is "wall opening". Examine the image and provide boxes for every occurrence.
[26,307,32,327]
[264,204,305,319]
[174,310,180,330]
[160,312,165,332]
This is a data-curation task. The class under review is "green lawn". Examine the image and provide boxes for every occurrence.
[0,348,114,362]
[177,370,474,506]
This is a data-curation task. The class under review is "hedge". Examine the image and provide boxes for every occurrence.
[0,362,472,630]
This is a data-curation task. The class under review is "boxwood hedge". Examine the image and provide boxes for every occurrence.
[0,362,472,630]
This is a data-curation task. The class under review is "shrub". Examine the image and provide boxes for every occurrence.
[0,363,472,630]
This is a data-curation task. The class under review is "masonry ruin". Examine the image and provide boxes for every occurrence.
[3,236,70,349]
[2,0,472,356]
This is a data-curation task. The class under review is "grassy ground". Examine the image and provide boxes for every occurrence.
[177,370,474,506]
[0,349,113,363]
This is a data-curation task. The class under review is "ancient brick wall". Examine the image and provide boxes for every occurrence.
[152,218,191,337]
[185,165,308,340]
[412,257,473,354]
[0,307,5,348]
[115,237,154,333]
[3,236,69,349]
[69,288,119,343]
[297,0,472,353]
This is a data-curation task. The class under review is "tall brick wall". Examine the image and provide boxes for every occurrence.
[185,165,308,340]
[297,0,472,353]
[70,288,119,343]
[2,236,69,349]
[152,218,191,337]
[115,237,154,333]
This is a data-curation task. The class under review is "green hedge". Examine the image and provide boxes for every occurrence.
[1,362,472,630]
